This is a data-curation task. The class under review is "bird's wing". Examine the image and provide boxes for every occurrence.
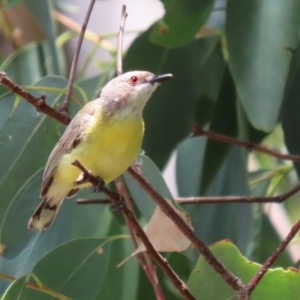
[41,100,99,196]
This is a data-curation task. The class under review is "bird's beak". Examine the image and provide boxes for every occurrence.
[148,73,173,84]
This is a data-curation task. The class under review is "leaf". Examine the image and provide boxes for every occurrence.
[20,238,114,300]
[140,199,192,253]
[24,0,61,75]
[76,74,105,103]
[1,42,52,86]
[0,170,72,283]
[123,154,173,221]
[194,42,226,126]
[227,0,300,131]
[124,27,219,168]
[188,240,300,300]
[282,45,300,177]
[177,146,253,255]
[118,200,192,267]
[150,0,216,47]
[94,236,139,300]
[176,137,207,196]
[200,67,238,193]
[2,275,28,300]
[0,77,75,286]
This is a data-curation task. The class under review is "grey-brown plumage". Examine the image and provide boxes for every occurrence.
[28,71,172,230]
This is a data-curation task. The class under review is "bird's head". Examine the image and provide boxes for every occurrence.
[100,71,172,117]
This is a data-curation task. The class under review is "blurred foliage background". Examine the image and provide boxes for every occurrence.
[1,0,300,299]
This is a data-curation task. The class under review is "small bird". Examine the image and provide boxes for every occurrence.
[28,71,172,230]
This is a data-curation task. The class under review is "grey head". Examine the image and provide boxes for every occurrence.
[100,71,173,117]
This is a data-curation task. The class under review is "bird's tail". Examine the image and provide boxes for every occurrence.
[28,195,65,230]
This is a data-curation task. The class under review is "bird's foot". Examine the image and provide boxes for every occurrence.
[91,176,105,193]
[110,195,125,211]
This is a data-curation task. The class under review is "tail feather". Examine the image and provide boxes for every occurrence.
[28,196,65,230]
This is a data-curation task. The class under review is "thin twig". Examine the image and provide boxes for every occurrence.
[127,166,245,295]
[61,0,96,115]
[115,177,166,300]
[117,5,128,75]
[0,72,71,125]
[246,217,300,294]
[77,198,111,205]
[0,272,72,300]
[192,124,300,163]
[176,182,300,204]
[72,160,195,300]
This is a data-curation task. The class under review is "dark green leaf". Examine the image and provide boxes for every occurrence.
[282,45,300,177]
[200,67,237,193]
[2,275,28,300]
[188,240,300,300]
[1,42,52,85]
[24,0,61,75]
[123,154,173,221]
[22,238,113,300]
[227,0,300,131]
[177,146,253,255]
[124,27,219,168]
[150,0,216,47]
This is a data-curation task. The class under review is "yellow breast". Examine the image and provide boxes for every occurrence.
[55,114,144,186]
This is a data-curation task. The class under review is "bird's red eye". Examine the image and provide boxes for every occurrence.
[129,76,138,85]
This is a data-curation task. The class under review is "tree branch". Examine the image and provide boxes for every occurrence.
[0,72,71,125]
[71,160,195,300]
[117,5,128,75]
[246,217,300,294]
[192,124,300,163]
[115,177,166,300]
[176,182,300,204]
[60,0,96,115]
[127,166,245,295]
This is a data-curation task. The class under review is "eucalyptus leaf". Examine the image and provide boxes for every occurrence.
[227,0,300,131]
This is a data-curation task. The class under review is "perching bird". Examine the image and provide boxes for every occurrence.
[28,71,172,230]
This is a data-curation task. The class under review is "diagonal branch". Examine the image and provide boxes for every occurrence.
[71,160,195,300]
[0,72,71,125]
[115,177,166,300]
[246,217,300,294]
[127,166,245,295]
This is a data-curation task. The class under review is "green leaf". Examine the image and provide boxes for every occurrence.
[0,93,15,131]
[76,74,106,103]
[0,77,77,283]
[200,67,237,193]
[1,42,52,85]
[0,170,72,281]
[227,0,300,131]
[194,43,226,126]
[0,77,69,243]
[123,154,173,221]
[177,146,253,255]
[2,275,28,300]
[188,240,300,300]
[24,0,61,75]
[150,0,216,47]
[282,45,300,177]
[94,227,139,300]
[124,27,219,168]
[70,188,113,239]
[176,137,207,196]
[21,238,113,300]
